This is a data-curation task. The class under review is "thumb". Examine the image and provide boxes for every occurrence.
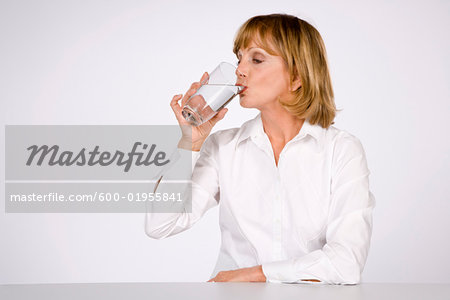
[208,108,228,127]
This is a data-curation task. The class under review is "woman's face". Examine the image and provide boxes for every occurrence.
[236,40,295,111]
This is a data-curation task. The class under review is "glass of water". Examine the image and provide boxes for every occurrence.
[181,62,246,126]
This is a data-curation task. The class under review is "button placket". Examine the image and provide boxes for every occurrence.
[273,170,283,261]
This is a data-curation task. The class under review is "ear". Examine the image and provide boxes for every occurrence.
[290,76,302,92]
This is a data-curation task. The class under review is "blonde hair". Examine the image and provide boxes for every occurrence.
[233,14,337,128]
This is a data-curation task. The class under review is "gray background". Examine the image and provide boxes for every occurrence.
[1,0,449,284]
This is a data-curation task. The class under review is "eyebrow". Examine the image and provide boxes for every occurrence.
[238,47,266,56]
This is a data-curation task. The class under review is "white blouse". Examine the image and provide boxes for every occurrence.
[145,113,375,284]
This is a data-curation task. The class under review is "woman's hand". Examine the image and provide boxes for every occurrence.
[207,265,267,282]
[170,72,228,152]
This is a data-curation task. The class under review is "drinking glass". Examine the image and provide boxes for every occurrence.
[181,62,245,126]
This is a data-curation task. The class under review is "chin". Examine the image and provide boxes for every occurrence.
[239,95,254,108]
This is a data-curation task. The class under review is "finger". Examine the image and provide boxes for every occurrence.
[208,108,228,127]
[216,108,228,119]
[189,81,202,91]
[170,94,188,124]
[181,86,199,107]
[181,73,208,107]
[200,72,209,85]
[170,94,183,114]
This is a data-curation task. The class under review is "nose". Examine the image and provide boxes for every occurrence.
[236,64,247,79]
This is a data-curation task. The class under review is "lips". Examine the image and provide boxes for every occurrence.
[236,83,248,94]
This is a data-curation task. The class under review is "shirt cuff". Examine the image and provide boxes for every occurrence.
[262,259,297,283]
[262,251,325,283]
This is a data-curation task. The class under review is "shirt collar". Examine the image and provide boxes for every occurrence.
[236,113,324,149]
[236,113,265,146]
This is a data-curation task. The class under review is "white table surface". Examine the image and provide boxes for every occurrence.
[1,282,449,300]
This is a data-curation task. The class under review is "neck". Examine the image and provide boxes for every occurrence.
[260,105,305,144]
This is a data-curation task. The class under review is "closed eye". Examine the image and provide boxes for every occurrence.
[252,59,263,64]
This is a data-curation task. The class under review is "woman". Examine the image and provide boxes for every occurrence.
[146,14,375,284]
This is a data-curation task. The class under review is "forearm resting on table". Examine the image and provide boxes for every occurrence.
[208,265,321,283]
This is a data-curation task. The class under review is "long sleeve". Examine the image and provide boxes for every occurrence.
[145,134,221,239]
[262,135,376,284]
